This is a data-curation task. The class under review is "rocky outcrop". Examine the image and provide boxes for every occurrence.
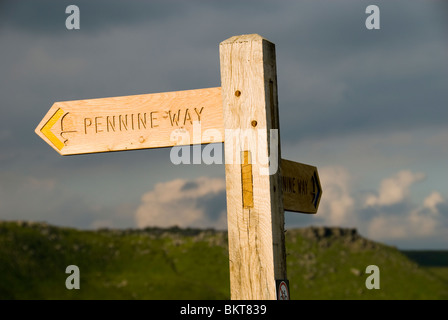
[288,226,379,250]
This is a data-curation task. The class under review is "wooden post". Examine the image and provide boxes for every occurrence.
[220,34,287,300]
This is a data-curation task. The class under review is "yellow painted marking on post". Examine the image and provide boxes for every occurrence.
[41,108,65,151]
[241,150,254,208]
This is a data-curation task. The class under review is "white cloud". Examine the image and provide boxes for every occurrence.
[367,191,445,240]
[364,171,446,243]
[423,191,444,213]
[312,168,447,246]
[365,170,425,207]
[135,177,227,229]
[317,166,356,226]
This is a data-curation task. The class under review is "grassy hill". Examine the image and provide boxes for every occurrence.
[0,221,446,300]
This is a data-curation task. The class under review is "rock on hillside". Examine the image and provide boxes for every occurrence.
[288,226,379,250]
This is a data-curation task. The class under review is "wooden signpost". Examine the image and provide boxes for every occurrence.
[35,87,224,155]
[35,34,322,300]
[281,159,322,214]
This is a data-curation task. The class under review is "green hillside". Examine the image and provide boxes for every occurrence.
[0,221,446,300]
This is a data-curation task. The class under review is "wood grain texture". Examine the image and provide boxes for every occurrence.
[35,87,224,155]
[281,159,322,213]
[220,34,286,300]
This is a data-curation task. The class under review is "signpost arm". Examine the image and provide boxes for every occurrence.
[220,34,287,300]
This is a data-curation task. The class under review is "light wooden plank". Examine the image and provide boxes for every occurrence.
[35,87,224,155]
[220,34,286,300]
[281,159,322,213]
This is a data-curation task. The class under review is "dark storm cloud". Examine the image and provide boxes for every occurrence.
[436,201,448,228]
[0,0,188,33]
[180,180,199,191]
[198,189,226,222]
[2,0,447,152]
[274,1,448,143]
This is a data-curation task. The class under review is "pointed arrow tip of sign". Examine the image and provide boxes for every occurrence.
[312,169,322,210]
[36,107,65,153]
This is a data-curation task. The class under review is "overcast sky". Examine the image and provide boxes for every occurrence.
[0,0,447,249]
